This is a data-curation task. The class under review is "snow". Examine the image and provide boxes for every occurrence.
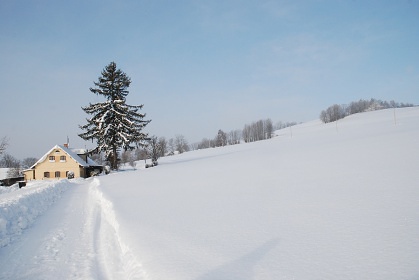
[1,168,22,194]
[0,107,418,279]
[0,168,8,180]
[0,180,72,247]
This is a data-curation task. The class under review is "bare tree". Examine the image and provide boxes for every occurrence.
[197,138,212,149]
[2,154,21,178]
[158,137,168,157]
[264,118,274,139]
[128,155,137,169]
[227,130,241,145]
[121,150,131,166]
[320,104,345,123]
[189,142,199,151]
[216,129,227,147]
[147,136,162,166]
[255,120,264,141]
[175,135,189,154]
[242,119,275,142]
[274,121,298,130]
[167,138,175,155]
[320,110,329,123]
[7,166,21,178]
[1,154,19,168]
[242,124,251,143]
[21,157,38,169]
[135,148,148,161]
[0,137,8,156]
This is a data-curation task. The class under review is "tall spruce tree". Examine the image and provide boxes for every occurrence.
[79,62,150,170]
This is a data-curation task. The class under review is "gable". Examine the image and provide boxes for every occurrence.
[45,148,80,166]
[28,145,100,170]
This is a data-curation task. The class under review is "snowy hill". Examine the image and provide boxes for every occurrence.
[0,107,418,279]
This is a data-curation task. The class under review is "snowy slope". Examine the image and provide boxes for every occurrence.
[99,107,419,280]
[0,107,418,279]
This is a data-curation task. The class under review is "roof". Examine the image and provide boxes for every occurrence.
[0,168,8,180]
[28,145,101,170]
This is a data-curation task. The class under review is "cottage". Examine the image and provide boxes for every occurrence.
[23,144,103,180]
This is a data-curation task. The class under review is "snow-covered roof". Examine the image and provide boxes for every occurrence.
[0,168,8,180]
[71,148,87,154]
[28,145,101,170]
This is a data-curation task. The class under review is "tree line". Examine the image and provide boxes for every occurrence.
[115,117,299,168]
[91,134,189,169]
[4,62,416,175]
[0,137,37,178]
[320,98,415,123]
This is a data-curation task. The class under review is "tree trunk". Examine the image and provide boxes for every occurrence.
[112,145,118,170]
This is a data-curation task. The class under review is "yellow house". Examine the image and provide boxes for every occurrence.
[23,144,103,181]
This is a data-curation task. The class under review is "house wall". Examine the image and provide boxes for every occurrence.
[26,147,85,180]
[23,170,35,181]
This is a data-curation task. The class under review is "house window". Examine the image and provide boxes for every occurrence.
[60,156,66,162]
[44,172,50,178]
[49,156,55,162]
[55,171,60,178]
[55,150,60,153]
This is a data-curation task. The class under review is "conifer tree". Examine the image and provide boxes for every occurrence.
[79,62,150,170]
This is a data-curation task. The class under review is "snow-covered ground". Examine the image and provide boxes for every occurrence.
[0,107,418,279]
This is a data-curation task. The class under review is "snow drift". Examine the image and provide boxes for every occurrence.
[0,180,71,247]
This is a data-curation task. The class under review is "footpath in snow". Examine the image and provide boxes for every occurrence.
[0,178,146,279]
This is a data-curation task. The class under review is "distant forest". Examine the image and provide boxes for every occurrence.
[320,98,415,123]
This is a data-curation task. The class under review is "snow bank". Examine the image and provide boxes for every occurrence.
[0,184,20,195]
[0,180,72,247]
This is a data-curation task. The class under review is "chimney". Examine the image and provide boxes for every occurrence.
[64,143,69,148]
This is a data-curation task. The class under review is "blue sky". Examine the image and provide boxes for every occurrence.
[1,0,418,159]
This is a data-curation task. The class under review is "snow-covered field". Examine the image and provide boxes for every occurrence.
[0,107,418,279]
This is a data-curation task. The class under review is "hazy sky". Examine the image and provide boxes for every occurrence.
[1,0,418,159]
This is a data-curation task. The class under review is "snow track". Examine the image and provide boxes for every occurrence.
[0,178,147,279]
[90,178,147,280]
